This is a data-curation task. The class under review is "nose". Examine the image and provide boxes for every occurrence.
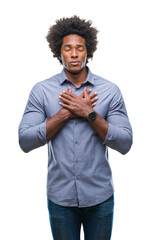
[71,48,78,58]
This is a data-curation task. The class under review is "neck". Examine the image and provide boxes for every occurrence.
[64,67,88,87]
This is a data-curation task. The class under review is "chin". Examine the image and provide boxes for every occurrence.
[67,66,85,74]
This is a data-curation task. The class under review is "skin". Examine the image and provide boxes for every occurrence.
[46,87,98,141]
[46,34,108,142]
[60,34,88,87]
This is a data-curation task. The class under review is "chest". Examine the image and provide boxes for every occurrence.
[43,83,111,120]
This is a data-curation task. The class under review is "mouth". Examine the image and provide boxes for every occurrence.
[70,61,80,66]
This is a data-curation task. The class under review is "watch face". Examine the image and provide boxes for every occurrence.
[89,111,96,120]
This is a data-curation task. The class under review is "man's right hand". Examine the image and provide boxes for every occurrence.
[60,86,98,119]
[46,87,98,141]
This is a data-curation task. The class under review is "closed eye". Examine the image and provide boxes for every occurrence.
[78,47,84,52]
[65,47,71,51]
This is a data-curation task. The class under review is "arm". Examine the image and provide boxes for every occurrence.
[103,85,133,154]
[18,84,47,153]
[46,87,98,141]
[18,84,71,152]
[59,87,108,141]
[59,86,133,155]
[19,85,97,152]
[46,108,72,141]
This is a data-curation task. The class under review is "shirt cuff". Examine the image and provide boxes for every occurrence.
[37,121,47,144]
[103,123,118,145]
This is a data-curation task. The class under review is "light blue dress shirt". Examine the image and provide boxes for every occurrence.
[19,67,132,207]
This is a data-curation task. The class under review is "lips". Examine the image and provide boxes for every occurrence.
[70,61,80,66]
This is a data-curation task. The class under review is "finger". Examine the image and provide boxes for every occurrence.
[79,88,92,98]
[91,96,98,104]
[67,86,72,94]
[79,92,84,98]
[89,91,98,99]
[59,95,71,104]
[61,91,75,99]
[59,102,69,108]
[92,103,96,107]
[83,87,88,98]
[86,89,92,94]
[59,102,73,111]
[60,92,73,100]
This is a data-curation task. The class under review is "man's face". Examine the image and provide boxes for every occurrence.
[60,34,87,74]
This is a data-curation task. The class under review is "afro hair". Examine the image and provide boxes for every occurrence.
[46,15,98,64]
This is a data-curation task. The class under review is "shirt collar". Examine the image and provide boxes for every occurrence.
[59,66,95,86]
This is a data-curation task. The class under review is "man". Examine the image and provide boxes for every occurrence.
[19,16,133,240]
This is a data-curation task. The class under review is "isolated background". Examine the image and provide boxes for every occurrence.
[0,0,151,239]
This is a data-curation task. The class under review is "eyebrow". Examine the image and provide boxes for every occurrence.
[64,44,84,47]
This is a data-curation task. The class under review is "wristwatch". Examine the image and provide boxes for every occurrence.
[88,111,96,121]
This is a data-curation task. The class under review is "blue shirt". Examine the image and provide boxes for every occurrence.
[19,67,132,207]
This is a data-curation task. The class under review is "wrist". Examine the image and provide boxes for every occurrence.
[84,107,94,119]
[60,108,75,119]
[59,108,71,120]
[88,110,97,121]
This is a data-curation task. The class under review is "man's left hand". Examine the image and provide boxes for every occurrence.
[59,87,94,119]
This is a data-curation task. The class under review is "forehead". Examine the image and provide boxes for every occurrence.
[62,34,86,46]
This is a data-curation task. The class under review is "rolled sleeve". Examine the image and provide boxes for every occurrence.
[19,83,47,153]
[104,123,118,145]
[103,84,133,154]
[19,122,46,153]
[104,123,132,154]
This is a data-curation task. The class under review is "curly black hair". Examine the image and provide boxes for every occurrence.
[46,15,99,64]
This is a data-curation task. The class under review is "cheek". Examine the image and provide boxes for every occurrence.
[62,54,69,62]
[82,54,87,63]
[61,54,67,63]
[61,54,70,69]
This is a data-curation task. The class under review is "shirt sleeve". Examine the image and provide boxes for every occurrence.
[18,83,47,153]
[103,84,133,155]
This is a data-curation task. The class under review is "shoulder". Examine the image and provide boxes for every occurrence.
[93,72,116,88]
[92,72,121,97]
[33,73,60,90]
[31,73,60,95]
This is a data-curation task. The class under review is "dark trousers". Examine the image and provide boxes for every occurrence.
[47,195,114,240]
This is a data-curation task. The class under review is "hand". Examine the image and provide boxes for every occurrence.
[59,87,97,118]
[79,87,98,108]
[59,87,76,119]
[61,86,98,107]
